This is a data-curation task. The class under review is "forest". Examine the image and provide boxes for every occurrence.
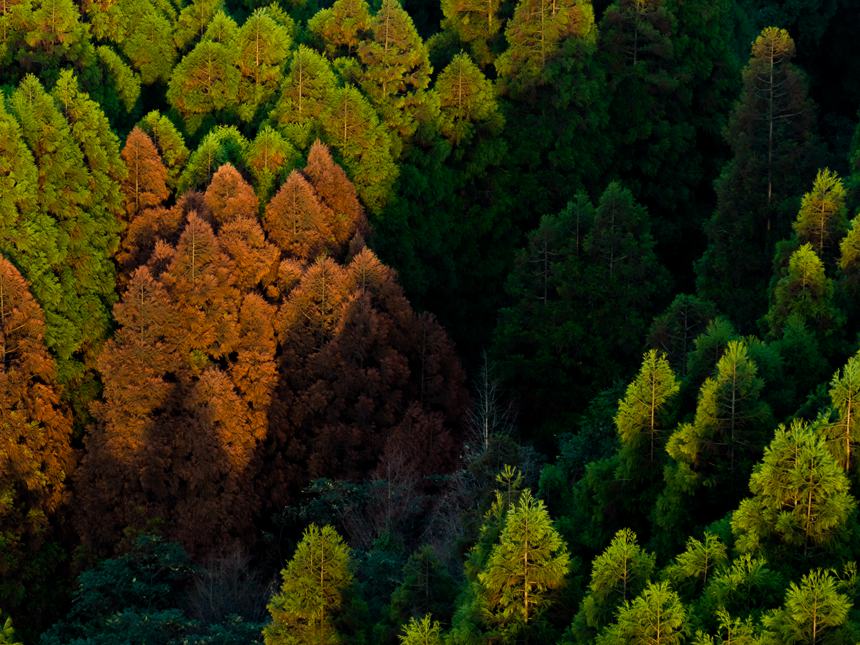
[3,0,860,642]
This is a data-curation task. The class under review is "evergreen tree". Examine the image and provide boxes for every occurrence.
[137,110,189,190]
[697,27,818,327]
[264,524,354,644]
[572,528,655,637]
[793,169,848,264]
[596,582,687,645]
[245,125,299,199]
[765,243,839,339]
[435,53,502,146]
[120,127,169,220]
[440,0,503,67]
[647,295,717,378]
[822,354,860,472]
[760,569,852,644]
[478,489,569,634]
[235,7,292,122]
[732,419,855,557]
[616,349,679,467]
[307,0,371,58]
[664,532,728,595]
[399,615,442,645]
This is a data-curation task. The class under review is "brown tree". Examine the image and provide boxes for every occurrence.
[120,127,169,219]
[203,163,259,226]
[264,170,335,260]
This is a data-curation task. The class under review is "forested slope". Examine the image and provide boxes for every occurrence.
[2,0,860,643]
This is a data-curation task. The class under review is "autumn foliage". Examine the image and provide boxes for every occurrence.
[76,137,467,556]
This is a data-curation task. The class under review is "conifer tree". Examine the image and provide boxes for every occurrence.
[596,582,687,645]
[616,349,679,467]
[307,0,371,58]
[697,27,818,326]
[822,355,860,472]
[264,524,353,644]
[138,110,189,190]
[96,45,142,113]
[173,0,223,51]
[494,0,595,90]
[203,163,259,226]
[732,419,855,556]
[664,533,728,594]
[235,7,292,122]
[270,45,338,149]
[399,615,442,645]
[573,528,655,636]
[357,0,432,141]
[112,0,177,85]
[120,127,170,220]
[435,53,502,146]
[178,125,248,192]
[765,243,838,338]
[760,569,852,644]
[264,170,335,260]
[478,490,569,633]
[304,140,366,249]
[647,295,717,378]
[245,125,299,199]
[793,169,848,264]
[440,0,503,67]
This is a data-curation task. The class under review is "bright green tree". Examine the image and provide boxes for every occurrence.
[245,125,299,198]
[793,169,848,264]
[766,244,839,338]
[138,110,189,189]
[760,569,852,644]
[478,489,569,634]
[664,532,728,595]
[307,0,371,58]
[177,125,248,192]
[596,582,687,645]
[822,354,860,472]
[732,419,856,557]
[616,349,679,467]
[264,524,354,644]
[572,528,655,638]
[0,614,21,645]
[399,615,442,645]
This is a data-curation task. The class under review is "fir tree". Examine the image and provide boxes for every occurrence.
[793,169,848,264]
[399,615,442,645]
[596,582,687,645]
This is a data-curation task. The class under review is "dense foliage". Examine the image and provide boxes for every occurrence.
[3,0,860,642]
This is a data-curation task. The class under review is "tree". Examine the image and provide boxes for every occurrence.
[664,533,728,594]
[665,340,772,498]
[245,125,299,199]
[137,110,189,190]
[203,163,259,226]
[357,0,432,142]
[494,0,595,90]
[573,528,655,637]
[96,45,141,113]
[0,614,21,645]
[435,53,502,146]
[264,170,335,260]
[760,569,852,644]
[697,27,818,326]
[596,582,687,645]
[120,127,169,220]
[399,615,442,645]
[389,546,457,628]
[0,256,73,620]
[616,349,679,467]
[167,34,239,131]
[270,45,338,150]
[765,244,839,339]
[732,419,855,557]
[110,0,177,85]
[235,7,292,122]
[177,125,248,192]
[303,140,366,250]
[822,354,860,472]
[440,0,504,67]
[478,490,569,633]
[264,524,353,644]
[307,0,371,58]
[647,295,717,378]
[793,169,848,264]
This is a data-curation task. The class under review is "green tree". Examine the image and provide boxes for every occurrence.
[697,27,818,326]
[177,125,248,192]
[137,110,189,190]
[478,489,569,634]
[664,533,728,596]
[822,354,860,472]
[572,528,655,637]
[596,582,687,645]
[307,0,371,58]
[399,615,442,645]
[235,7,292,122]
[270,45,339,150]
[793,168,848,264]
[440,0,503,67]
[96,45,142,113]
[732,419,855,557]
[765,244,839,338]
[435,52,502,146]
[760,569,852,644]
[264,524,354,644]
[616,349,679,467]
[245,125,299,198]
[0,614,21,645]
